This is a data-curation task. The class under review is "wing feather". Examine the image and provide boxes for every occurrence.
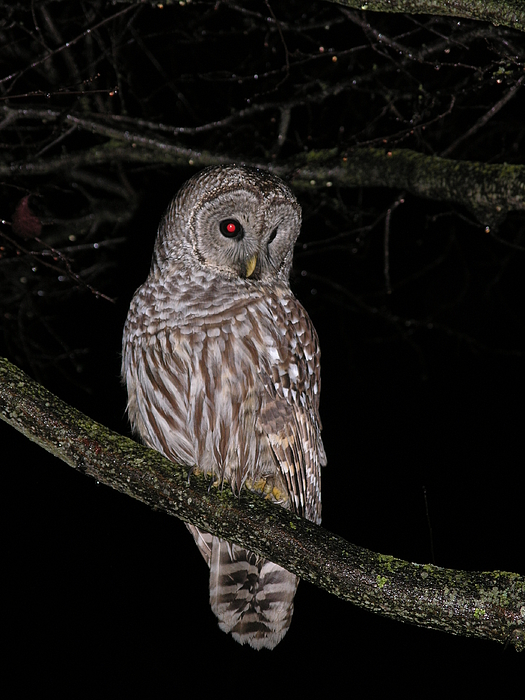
[255,293,324,524]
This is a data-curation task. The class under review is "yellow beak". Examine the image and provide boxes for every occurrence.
[245,254,257,278]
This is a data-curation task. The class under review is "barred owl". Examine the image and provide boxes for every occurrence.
[122,165,325,649]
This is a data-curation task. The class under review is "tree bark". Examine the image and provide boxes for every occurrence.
[1,357,523,651]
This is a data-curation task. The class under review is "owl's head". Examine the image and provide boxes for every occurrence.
[154,165,302,284]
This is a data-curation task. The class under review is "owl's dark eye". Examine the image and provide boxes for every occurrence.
[268,227,278,244]
[219,219,244,239]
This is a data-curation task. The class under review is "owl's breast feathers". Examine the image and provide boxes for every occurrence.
[122,275,324,523]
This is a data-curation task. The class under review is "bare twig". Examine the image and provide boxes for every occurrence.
[384,191,406,294]
[441,75,525,157]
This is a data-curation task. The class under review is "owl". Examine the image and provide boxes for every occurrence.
[122,165,325,649]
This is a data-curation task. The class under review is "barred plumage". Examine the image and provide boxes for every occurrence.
[122,165,325,649]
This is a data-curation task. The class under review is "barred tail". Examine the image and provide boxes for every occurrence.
[187,525,298,649]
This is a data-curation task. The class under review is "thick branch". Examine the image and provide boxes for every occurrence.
[291,148,525,226]
[1,357,523,650]
[324,0,525,33]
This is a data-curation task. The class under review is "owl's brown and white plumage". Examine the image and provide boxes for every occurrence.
[122,165,325,649]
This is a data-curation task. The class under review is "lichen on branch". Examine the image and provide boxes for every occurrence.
[1,357,523,651]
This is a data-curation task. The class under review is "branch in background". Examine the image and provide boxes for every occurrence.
[324,0,525,33]
[290,148,525,227]
[1,105,523,227]
[116,0,525,33]
[1,357,523,651]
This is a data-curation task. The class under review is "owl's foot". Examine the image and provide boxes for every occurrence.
[244,476,287,507]
[189,465,222,492]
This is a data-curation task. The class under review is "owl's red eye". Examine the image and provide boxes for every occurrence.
[219,219,243,238]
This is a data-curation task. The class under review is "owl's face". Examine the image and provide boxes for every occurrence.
[156,165,302,284]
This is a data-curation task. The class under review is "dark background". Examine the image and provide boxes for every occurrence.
[1,1,523,694]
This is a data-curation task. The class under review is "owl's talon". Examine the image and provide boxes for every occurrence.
[186,465,196,485]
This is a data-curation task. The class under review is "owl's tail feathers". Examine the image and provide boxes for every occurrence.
[187,525,298,650]
[210,538,298,650]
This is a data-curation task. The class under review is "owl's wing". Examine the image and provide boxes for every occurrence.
[256,294,325,525]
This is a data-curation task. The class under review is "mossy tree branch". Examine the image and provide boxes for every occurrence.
[324,0,525,33]
[1,357,523,651]
[2,106,523,227]
[290,149,525,227]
